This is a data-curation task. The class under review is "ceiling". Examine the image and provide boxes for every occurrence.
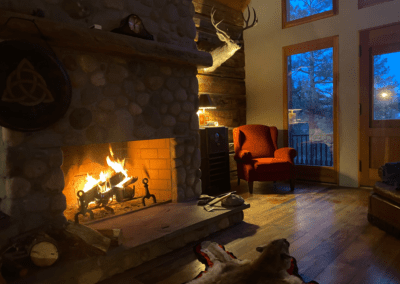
[214,0,252,12]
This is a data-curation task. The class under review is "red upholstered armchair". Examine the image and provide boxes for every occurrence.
[233,125,297,193]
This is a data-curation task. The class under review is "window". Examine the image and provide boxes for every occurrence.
[359,0,394,9]
[283,36,339,183]
[282,0,338,29]
[373,51,400,121]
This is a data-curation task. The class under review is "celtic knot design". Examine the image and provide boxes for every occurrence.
[2,58,54,106]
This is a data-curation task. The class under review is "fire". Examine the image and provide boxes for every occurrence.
[82,145,132,193]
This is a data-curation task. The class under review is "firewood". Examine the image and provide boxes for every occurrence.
[28,234,59,267]
[64,221,111,255]
[96,229,124,246]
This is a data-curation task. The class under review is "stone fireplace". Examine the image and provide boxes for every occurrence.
[0,0,212,235]
[0,2,251,283]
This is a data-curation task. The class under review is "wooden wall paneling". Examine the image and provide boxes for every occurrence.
[194,13,243,38]
[193,0,244,27]
[369,137,387,169]
[197,75,246,96]
[214,0,252,12]
[198,65,245,79]
[369,136,400,169]
[223,48,245,68]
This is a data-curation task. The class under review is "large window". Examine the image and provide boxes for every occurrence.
[283,36,339,183]
[282,0,338,29]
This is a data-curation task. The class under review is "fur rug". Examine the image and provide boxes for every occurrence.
[184,239,319,284]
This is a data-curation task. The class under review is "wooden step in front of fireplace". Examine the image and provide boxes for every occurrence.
[12,201,250,284]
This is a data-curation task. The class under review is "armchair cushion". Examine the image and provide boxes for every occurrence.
[253,158,292,173]
[240,125,275,159]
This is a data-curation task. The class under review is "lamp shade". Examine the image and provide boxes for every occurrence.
[199,94,216,109]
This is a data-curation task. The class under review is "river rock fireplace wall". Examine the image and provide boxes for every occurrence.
[0,0,212,235]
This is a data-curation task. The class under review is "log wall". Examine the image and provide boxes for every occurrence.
[194,0,247,143]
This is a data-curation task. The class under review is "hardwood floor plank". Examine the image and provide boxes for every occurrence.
[100,183,400,284]
[348,233,400,284]
[313,225,387,284]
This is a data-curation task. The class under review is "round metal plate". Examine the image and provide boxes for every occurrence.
[0,40,71,132]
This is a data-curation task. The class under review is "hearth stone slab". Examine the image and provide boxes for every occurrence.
[12,201,250,284]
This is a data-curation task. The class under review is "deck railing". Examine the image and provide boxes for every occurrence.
[290,134,333,167]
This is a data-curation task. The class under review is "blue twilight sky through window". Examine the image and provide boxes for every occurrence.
[378,51,400,95]
[288,0,333,21]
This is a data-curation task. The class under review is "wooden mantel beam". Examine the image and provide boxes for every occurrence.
[0,9,213,68]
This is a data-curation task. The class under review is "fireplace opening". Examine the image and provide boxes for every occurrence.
[61,139,173,224]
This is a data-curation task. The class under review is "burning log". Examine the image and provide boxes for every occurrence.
[75,172,131,223]
[114,176,138,202]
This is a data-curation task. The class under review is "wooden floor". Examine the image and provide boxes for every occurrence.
[99,181,400,284]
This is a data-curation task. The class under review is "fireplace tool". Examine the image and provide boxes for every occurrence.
[142,178,156,206]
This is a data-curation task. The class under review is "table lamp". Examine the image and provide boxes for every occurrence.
[198,94,216,126]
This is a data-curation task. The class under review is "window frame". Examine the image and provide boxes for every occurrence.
[282,0,338,29]
[358,0,394,10]
[282,35,339,183]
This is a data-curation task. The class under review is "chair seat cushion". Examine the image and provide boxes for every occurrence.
[253,158,291,172]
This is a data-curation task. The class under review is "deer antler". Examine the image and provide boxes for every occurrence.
[210,7,231,39]
[241,5,258,32]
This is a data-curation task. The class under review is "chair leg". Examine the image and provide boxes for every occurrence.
[238,177,240,185]
[248,181,254,194]
[290,179,295,191]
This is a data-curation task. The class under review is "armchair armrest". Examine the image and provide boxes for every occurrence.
[274,147,297,163]
[234,150,252,163]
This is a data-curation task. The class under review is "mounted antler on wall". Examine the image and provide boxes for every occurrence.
[200,5,258,73]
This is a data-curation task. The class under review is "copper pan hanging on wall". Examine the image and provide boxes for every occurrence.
[0,40,71,132]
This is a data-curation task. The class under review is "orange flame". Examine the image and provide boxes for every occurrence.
[82,145,132,193]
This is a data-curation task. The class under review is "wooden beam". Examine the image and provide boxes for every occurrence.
[0,9,213,68]
[214,0,253,12]
[193,0,244,27]
[197,75,246,96]
[198,65,245,79]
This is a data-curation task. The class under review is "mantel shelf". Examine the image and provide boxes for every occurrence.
[0,9,213,68]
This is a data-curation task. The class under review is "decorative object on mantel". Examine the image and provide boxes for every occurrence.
[198,94,216,126]
[0,17,72,131]
[111,14,154,41]
[200,5,258,73]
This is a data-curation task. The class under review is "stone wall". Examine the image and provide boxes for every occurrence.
[0,46,202,234]
[0,0,197,50]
